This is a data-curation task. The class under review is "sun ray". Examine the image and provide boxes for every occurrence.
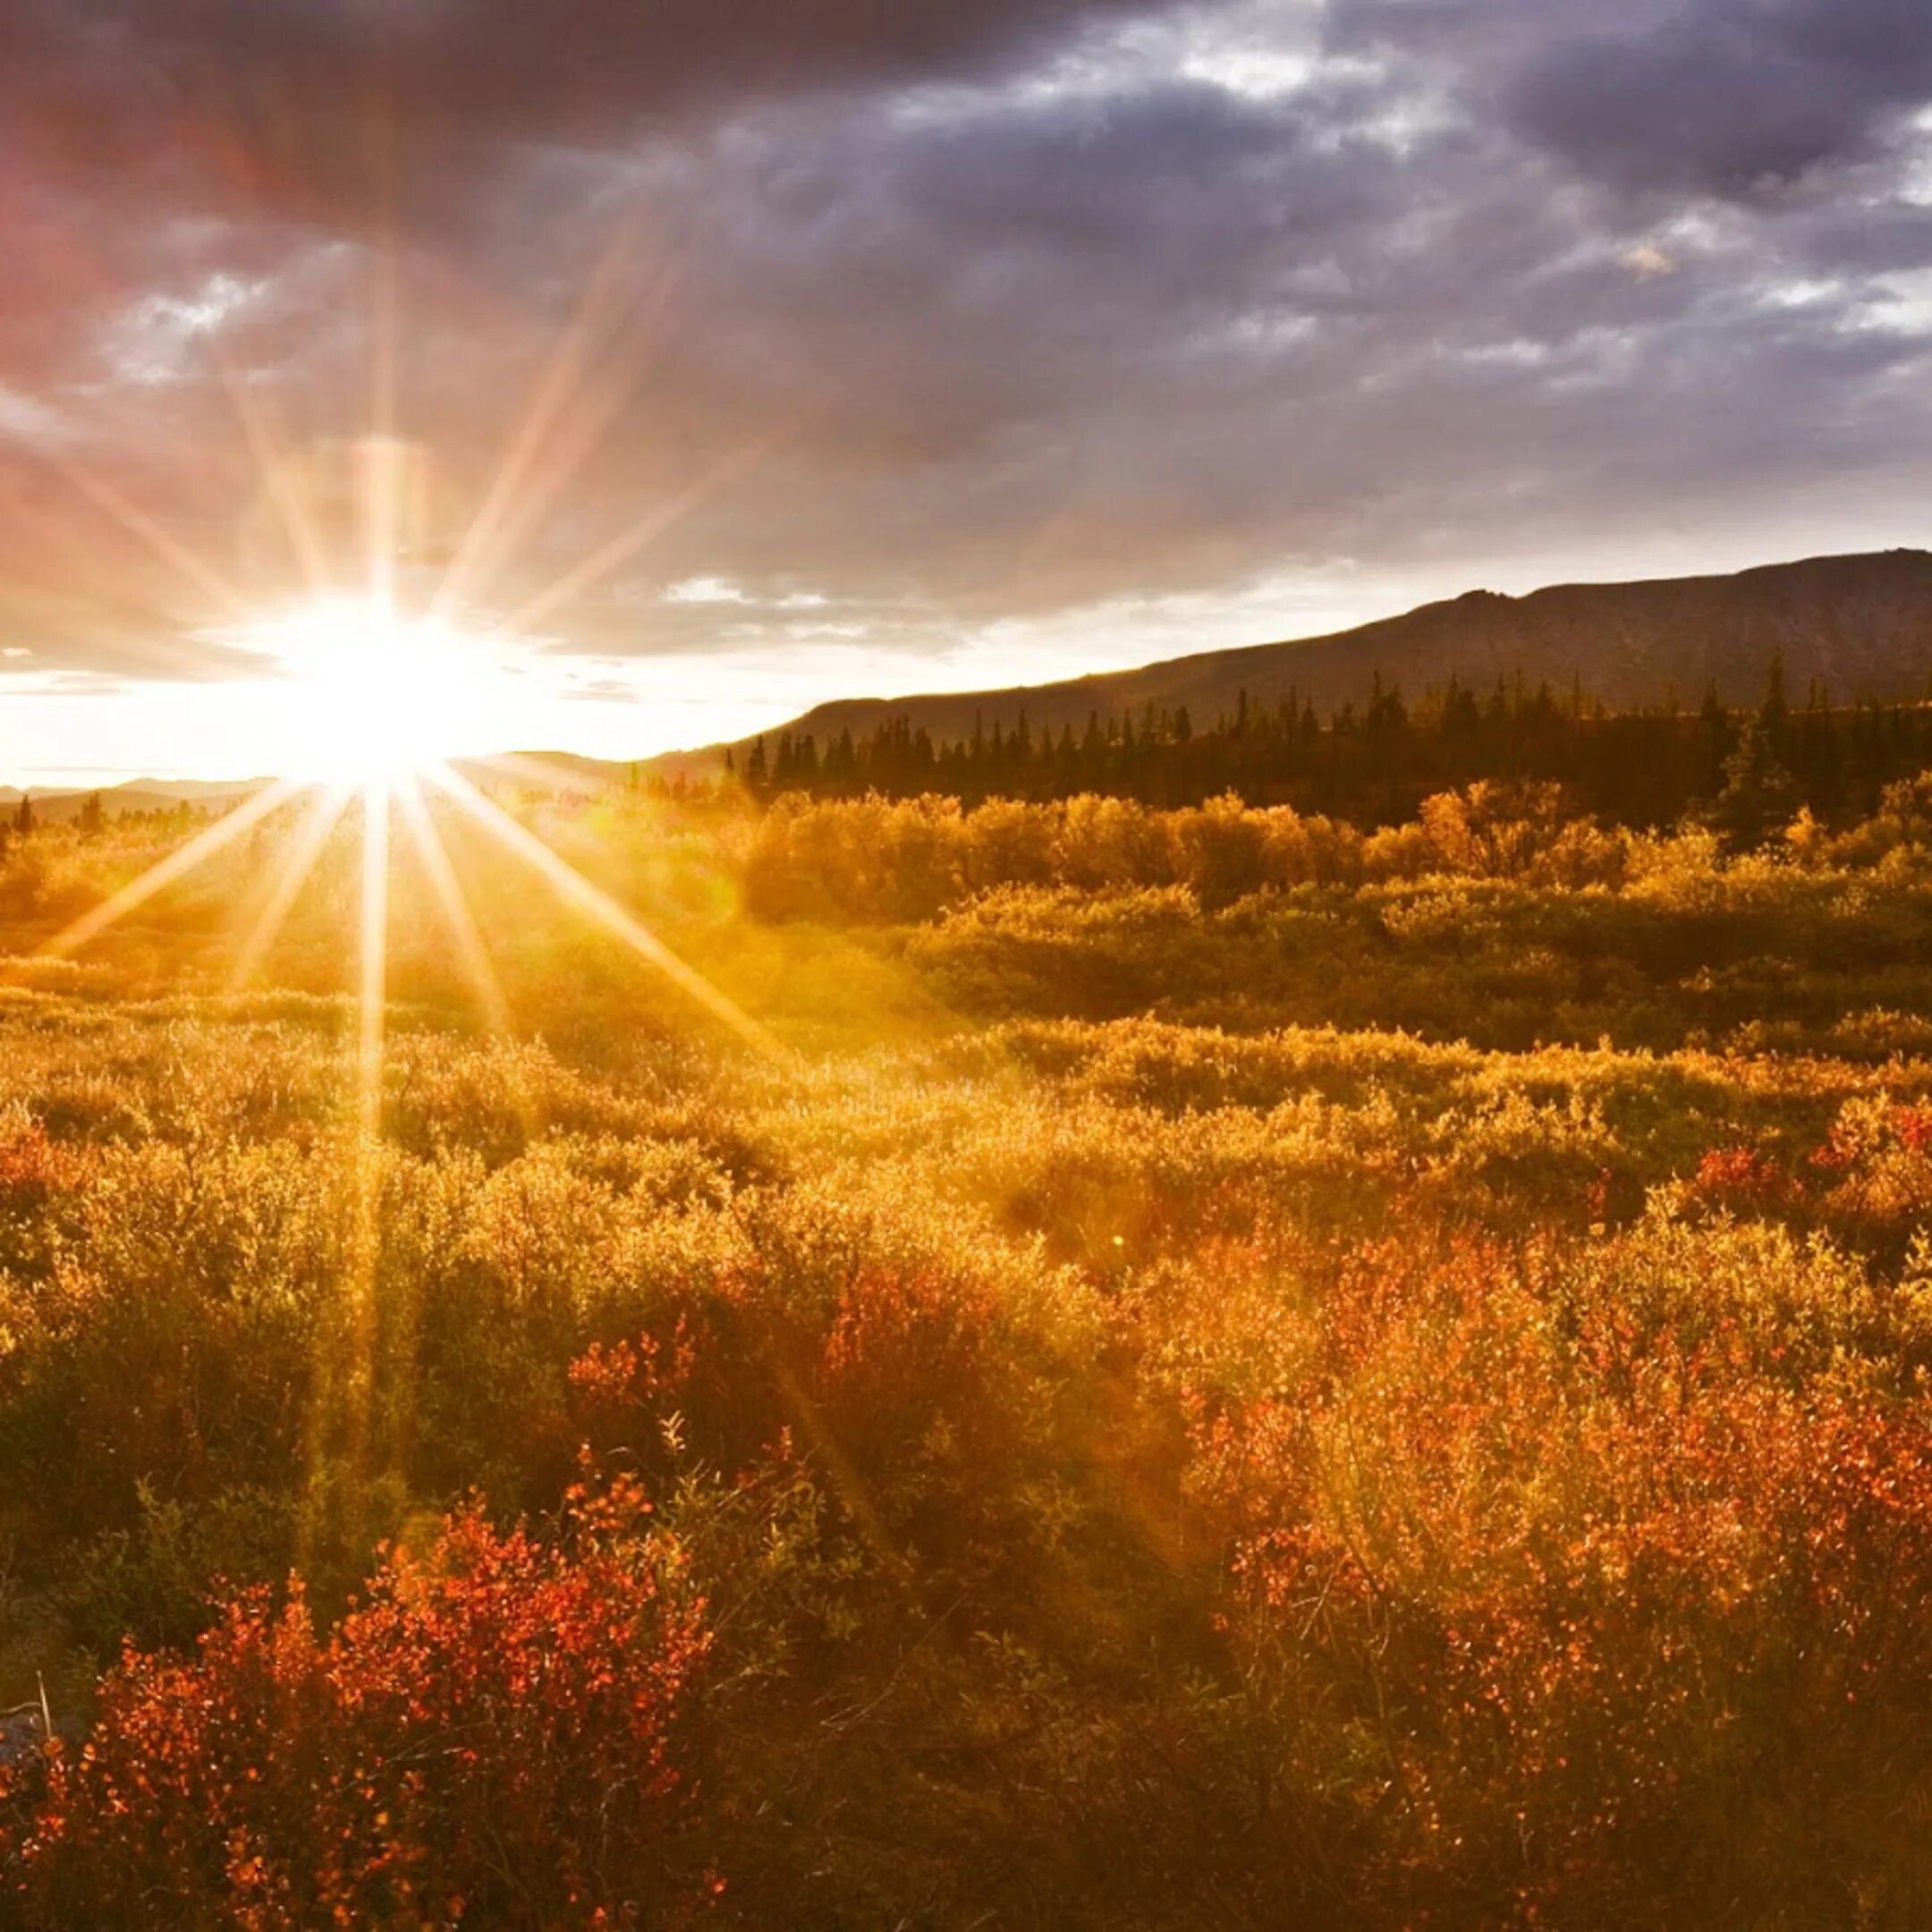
[360,435,403,615]
[394,775,517,1040]
[225,782,354,994]
[359,21,402,616]
[432,310,680,623]
[51,453,254,624]
[357,778,391,1144]
[0,482,239,674]
[214,348,335,598]
[506,422,798,635]
[304,775,393,1577]
[429,227,675,623]
[423,760,784,1059]
[0,580,232,684]
[297,51,409,1574]
[394,777,545,1146]
[45,777,309,958]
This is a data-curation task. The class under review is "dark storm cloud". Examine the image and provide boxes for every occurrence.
[4,0,1932,687]
[563,40,1927,595]
[1335,0,1932,196]
[2,0,1157,227]
[1511,4,1932,197]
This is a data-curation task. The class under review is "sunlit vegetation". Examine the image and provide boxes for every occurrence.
[8,775,1932,1922]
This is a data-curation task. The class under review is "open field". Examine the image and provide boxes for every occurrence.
[6,784,1932,1924]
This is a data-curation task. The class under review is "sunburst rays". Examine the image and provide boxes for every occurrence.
[45,751,775,1574]
[424,760,781,1057]
[46,775,307,958]
[506,421,797,638]
[0,30,805,1589]
[393,775,514,1042]
[356,778,392,1142]
[428,228,684,630]
[226,782,354,993]
[52,453,257,628]
[36,152,787,1081]
[47,764,775,1061]
[214,346,335,601]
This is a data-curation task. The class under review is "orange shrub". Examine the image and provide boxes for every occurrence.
[1187,1230,1932,1919]
[566,1258,1036,1546]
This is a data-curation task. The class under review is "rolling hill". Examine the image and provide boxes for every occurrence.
[0,777,272,823]
[687,548,1932,764]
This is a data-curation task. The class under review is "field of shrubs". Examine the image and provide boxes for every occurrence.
[6,777,1932,1925]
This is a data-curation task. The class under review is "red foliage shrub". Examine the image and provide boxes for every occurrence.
[568,1318,699,1442]
[0,1119,94,1278]
[818,1264,1006,1447]
[1690,1143,1801,1211]
[1804,1099,1932,1250]
[4,1475,711,1929]
[571,1261,1023,1505]
[0,1121,91,1203]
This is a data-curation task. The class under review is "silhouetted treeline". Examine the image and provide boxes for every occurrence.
[730,657,1932,832]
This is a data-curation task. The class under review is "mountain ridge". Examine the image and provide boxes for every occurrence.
[9,552,1931,801]
[665,547,1932,767]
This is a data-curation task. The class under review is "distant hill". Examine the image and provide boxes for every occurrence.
[0,761,640,816]
[676,549,1932,765]
[0,777,271,823]
[449,751,639,795]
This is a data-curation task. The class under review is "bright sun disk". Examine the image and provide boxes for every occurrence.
[242,594,497,782]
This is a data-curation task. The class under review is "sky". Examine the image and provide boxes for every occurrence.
[3,0,1932,782]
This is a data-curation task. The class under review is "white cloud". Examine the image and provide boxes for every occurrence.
[1853,269,1932,337]
[101,272,265,387]
[0,384,72,449]
[662,576,751,605]
[664,578,834,609]
[1181,47,1315,100]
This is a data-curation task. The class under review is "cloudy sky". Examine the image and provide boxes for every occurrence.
[4,0,1932,779]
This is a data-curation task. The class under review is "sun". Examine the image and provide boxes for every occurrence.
[240,593,501,783]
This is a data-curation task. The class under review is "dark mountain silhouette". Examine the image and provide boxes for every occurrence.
[678,549,1932,765]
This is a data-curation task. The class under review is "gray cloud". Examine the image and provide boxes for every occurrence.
[1511,4,1932,196]
[1,0,1159,233]
[1335,0,1932,197]
[3,0,1932,691]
